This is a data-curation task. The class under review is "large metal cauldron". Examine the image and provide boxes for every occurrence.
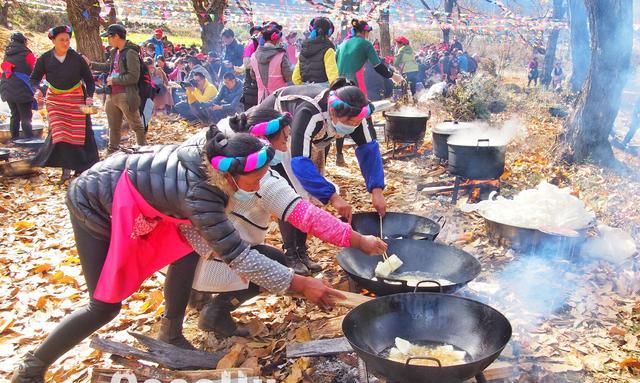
[383,110,431,144]
[343,293,512,383]
[448,139,506,180]
[432,121,473,160]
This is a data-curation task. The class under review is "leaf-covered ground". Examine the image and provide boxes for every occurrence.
[1,25,639,380]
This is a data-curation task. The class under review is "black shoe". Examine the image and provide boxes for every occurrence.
[297,248,322,273]
[188,290,212,311]
[157,317,197,350]
[11,352,47,383]
[198,294,250,338]
[284,248,310,276]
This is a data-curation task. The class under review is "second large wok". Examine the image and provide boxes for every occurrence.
[337,239,481,295]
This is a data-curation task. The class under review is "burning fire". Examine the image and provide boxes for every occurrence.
[461,179,501,202]
[359,289,377,297]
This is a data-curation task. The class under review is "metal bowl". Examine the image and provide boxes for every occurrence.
[0,123,45,144]
[484,217,589,256]
[12,138,46,149]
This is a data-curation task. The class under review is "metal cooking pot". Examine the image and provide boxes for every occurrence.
[0,149,9,161]
[351,212,443,241]
[448,139,506,180]
[432,121,473,160]
[337,239,481,295]
[484,217,588,256]
[383,110,431,144]
[343,293,512,383]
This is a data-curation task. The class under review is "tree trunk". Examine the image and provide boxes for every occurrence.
[66,0,103,61]
[558,0,633,165]
[568,0,590,93]
[378,7,391,57]
[101,0,117,26]
[0,0,12,28]
[192,0,227,53]
[541,0,566,87]
[442,0,455,43]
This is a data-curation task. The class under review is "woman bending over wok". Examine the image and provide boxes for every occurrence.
[10,125,387,382]
[191,110,387,338]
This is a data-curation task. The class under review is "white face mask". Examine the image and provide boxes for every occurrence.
[334,121,358,136]
[270,150,286,166]
[230,176,257,202]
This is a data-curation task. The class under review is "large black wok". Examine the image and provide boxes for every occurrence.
[343,293,512,383]
[351,212,444,241]
[337,239,481,295]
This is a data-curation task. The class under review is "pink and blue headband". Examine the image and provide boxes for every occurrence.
[210,145,271,173]
[327,91,373,120]
[249,112,291,137]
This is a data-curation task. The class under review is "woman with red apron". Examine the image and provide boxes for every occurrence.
[29,25,99,183]
[11,128,348,383]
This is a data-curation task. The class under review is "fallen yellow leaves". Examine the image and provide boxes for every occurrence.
[216,343,246,370]
[48,270,78,287]
[283,357,309,383]
[13,220,35,231]
[137,290,164,315]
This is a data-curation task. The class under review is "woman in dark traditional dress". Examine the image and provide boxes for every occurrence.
[30,25,99,182]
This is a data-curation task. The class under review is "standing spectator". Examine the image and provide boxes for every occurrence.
[0,32,36,141]
[241,25,263,110]
[249,22,293,103]
[29,26,98,182]
[393,36,419,95]
[439,50,453,83]
[292,16,338,86]
[207,72,243,123]
[527,56,539,87]
[551,61,564,92]
[146,57,173,113]
[450,36,463,52]
[336,18,402,166]
[90,24,147,152]
[285,32,298,65]
[221,29,244,76]
[143,28,165,58]
[174,72,217,121]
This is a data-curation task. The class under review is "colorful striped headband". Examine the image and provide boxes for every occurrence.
[249,112,291,137]
[210,145,272,174]
[328,91,373,120]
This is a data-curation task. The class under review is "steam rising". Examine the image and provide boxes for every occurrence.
[447,118,524,146]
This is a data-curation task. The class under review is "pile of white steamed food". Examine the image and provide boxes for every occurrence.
[462,182,595,230]
[388,338,467,366]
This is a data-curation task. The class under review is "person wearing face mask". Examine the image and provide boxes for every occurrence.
[190,109,387,336]
[334,18,403,167]
[253,78,386,275]
[10,126,351,383]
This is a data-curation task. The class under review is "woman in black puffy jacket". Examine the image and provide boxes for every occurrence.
[10,129,346,383]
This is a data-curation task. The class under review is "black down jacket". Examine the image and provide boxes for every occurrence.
[0,41,35,103]
[66,129,247,263]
